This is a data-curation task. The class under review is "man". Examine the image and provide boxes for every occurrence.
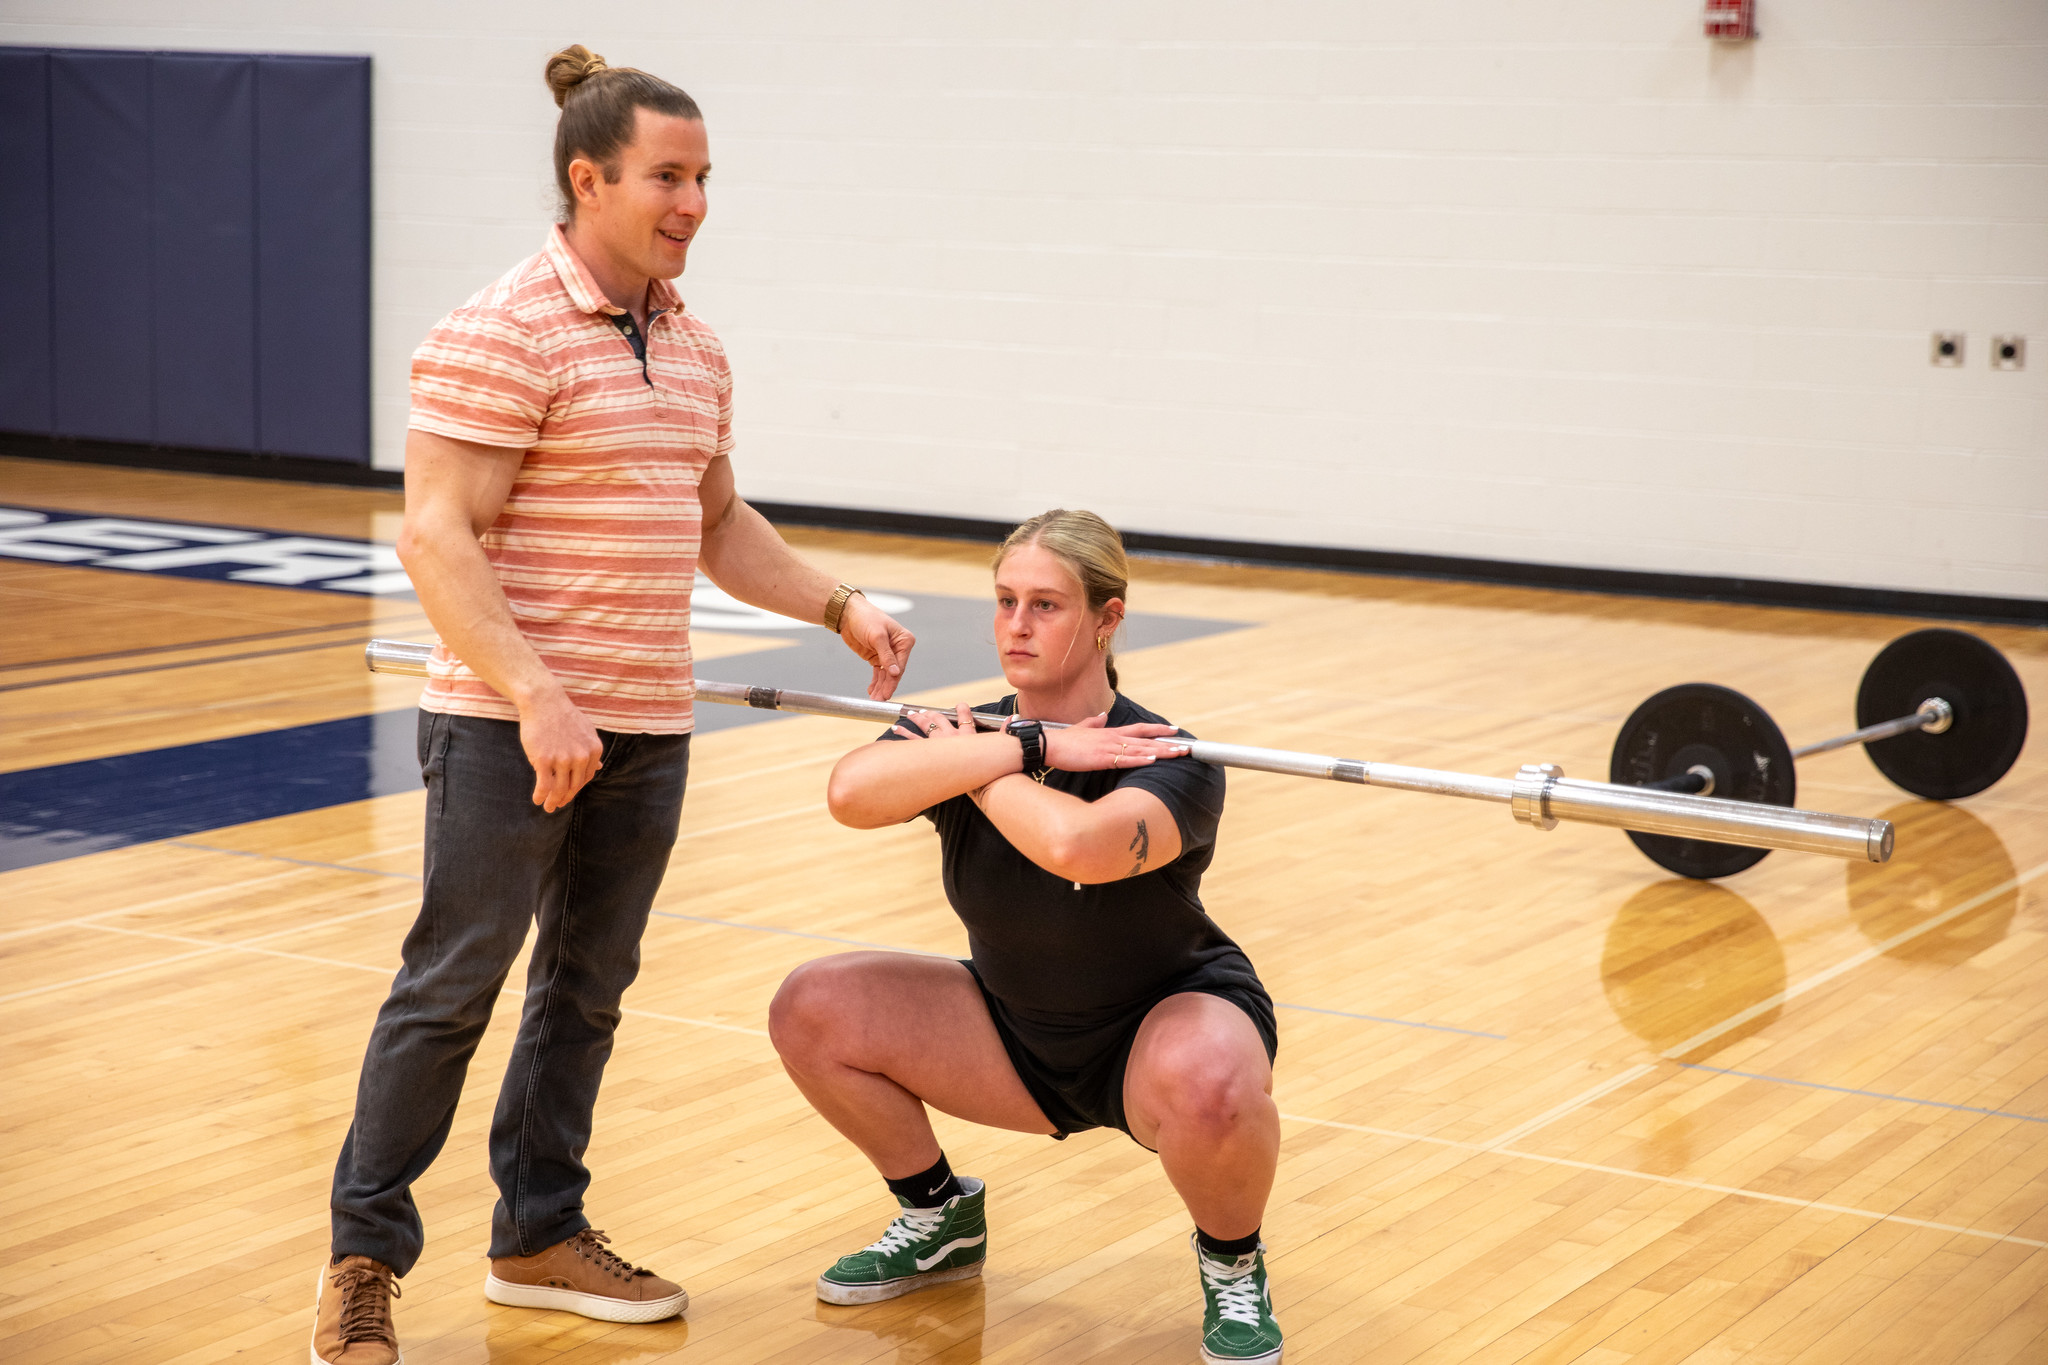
[312,46,916,1365]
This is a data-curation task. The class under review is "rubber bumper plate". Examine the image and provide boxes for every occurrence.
[1610,682,1796,880]
[1856,628,2028,801]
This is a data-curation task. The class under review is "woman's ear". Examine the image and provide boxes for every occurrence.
[1099,597,1126,637]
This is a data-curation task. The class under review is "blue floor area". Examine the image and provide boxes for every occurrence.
[1,590,1244,871]
[1,712,422,870]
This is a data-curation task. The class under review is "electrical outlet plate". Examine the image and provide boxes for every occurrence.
[1990,335,2025,371]
[1931,332,1965,367]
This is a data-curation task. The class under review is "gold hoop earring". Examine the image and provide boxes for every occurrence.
[1096,636,1109,652]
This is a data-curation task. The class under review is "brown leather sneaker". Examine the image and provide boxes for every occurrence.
[485,1228,687,1323]
[311,1254,402,1365]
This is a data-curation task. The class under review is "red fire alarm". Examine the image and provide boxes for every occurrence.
[1704,0,1757,39]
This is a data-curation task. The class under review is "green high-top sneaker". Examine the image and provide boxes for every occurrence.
[1194,1233,1284,1364]
[815,1177,987,1305]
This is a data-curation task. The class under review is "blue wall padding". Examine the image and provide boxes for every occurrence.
[152,53,258,453]
[257,56,372,463]
[51,50,156,444]
[0,49,54,434]
[0,46,370,464]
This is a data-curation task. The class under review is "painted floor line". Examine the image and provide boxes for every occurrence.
[650,909,956,959]
[674,803,829,844]
[168,840,425,881]
[63,919,767,1037]
[1479,859,2048,1149]
[145,842,1513,1038]
[62,837,2048,1127]
[1278,1111,2048,1250]
[1661,860,2048,1063]
[1480,1064,1658,1151]
[0,945,222,1005]
[86,898,417,952]
[1677,1062,2048,1124]
[1270,1001,1507,1039]
[0,635,408,693]
[685,751,839,792]
[0,864,311,943]
[10,869,2037,1247]
[0,612,430,673]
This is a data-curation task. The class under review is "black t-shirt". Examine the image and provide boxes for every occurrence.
[883,693,1243,1022]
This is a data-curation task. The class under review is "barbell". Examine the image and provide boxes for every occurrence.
[1609,628,2028,879]
[364,638,1895,866]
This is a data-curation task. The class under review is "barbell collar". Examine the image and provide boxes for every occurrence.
[1511,763,1563,831]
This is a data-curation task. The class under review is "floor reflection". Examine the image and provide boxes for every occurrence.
[1846,801,2018,964]
[481,1315,688,1363]
[1602,880,1786,1056]
[813,1278,986,1362]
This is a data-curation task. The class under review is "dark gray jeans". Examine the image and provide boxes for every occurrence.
[330,710,688,1275]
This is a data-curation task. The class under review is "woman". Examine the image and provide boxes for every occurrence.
[769,510,1285,1365]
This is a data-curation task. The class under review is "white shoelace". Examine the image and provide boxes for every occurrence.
[1202,1255,1265,1327]
[863,1204,948,1255]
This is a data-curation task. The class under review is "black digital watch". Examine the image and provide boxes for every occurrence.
[1005,716,1048,781]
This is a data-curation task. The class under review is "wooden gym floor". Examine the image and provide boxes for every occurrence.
[3,453,2045,1364]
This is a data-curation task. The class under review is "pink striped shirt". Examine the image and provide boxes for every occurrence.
[409,226,730,733]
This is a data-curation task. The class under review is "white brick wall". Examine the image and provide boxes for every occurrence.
[8,1,2044,597]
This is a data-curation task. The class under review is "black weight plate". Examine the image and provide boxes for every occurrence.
[1609,683,1796,880]
[1856,629,2029,800]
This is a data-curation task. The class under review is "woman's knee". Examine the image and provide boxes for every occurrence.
[1140,1045,1269,1138]
[768,955,866,1061]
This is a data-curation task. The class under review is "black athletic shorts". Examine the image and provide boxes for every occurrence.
[962,951,1279,1144]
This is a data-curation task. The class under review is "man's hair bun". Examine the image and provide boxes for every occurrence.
[544,44,609,109]
[541,45,701,222]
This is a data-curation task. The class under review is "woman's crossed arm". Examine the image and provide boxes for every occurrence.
[826,705,1191,884]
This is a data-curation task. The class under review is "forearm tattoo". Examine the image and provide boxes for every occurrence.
[1126,819,1150,878]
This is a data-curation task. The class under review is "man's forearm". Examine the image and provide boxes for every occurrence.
[698,498,841,624]
[402,530,560,710]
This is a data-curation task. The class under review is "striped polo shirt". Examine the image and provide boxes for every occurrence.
[408,226,730,733]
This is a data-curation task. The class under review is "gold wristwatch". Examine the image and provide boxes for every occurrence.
[822,582,864,634]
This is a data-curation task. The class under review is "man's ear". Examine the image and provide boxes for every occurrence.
[567,155,603,210]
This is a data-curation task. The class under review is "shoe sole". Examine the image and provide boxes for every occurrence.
[311,1348,404,1365]
[1200,1346,1282,1365]
[311,1266,404,1364]
[483,1274,688,1323]
[815,1259,984,1306]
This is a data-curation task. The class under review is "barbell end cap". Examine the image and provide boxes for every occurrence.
[1870,820,1895,863]
[1917,696,1954,735]
[1512,762,1563,832]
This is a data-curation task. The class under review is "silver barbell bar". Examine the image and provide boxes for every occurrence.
[1790,696,1952,759]
[1647,696,1954,793]
[364,638,1893,865]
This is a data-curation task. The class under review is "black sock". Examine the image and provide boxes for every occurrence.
[1196,1226,1262,1259]
[885,1152,963,1208]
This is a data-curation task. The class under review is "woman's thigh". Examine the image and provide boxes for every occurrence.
[774,951,1057,1136]
[1121,992,1275,1149]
